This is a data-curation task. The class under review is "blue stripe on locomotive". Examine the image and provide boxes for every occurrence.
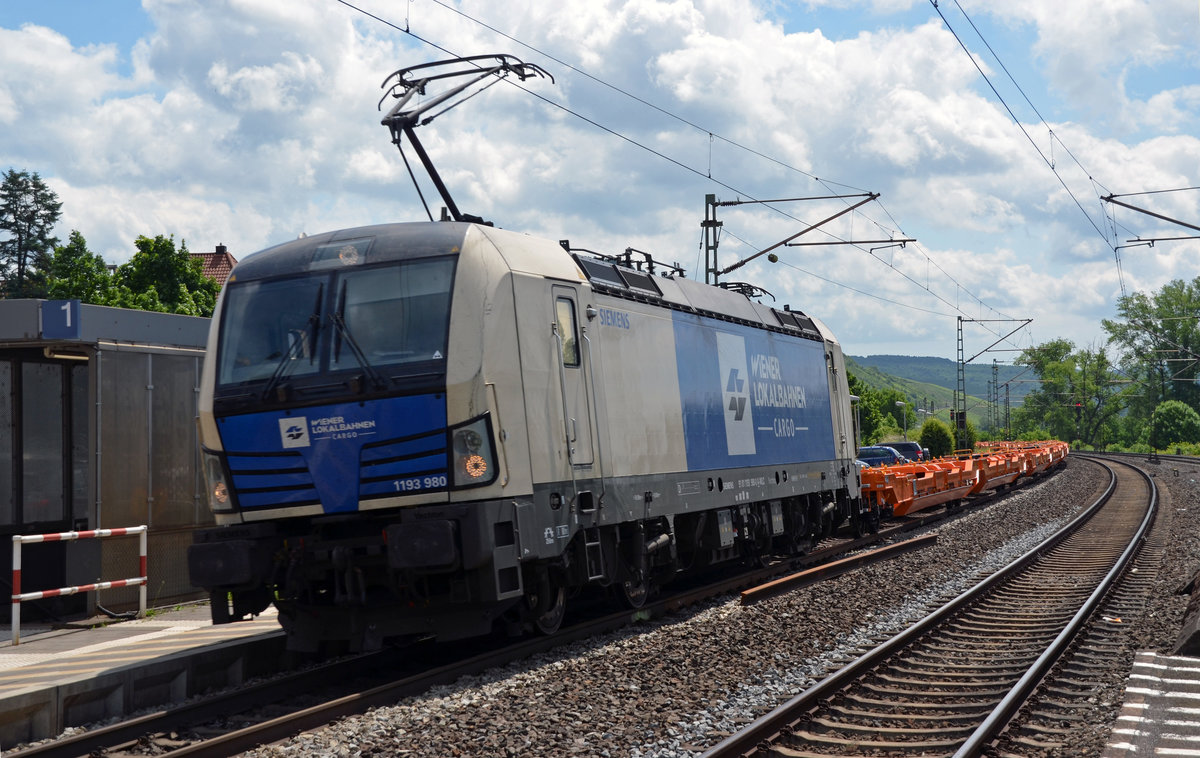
[217,394,448,513]
[672,313,835,470]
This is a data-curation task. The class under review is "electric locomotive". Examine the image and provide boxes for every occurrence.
[187,222,866,651]
[187,56,867,652]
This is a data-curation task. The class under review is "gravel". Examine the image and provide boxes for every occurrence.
[247,459,1137,758]
[1127,457,1200,653]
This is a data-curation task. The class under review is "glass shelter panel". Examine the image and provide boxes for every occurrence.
[151,354,203,528]
[0,361,11,526]
[22,362,64,526]
[99,351,150,528]
[71,363,89,526]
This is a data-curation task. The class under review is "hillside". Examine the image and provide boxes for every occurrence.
[845,355,1025,432]
[849,355,1034,405]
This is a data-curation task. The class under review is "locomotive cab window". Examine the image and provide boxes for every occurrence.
[331,257,454,371]
[215,255,456,392]
[555,297,580,367]
[218,277,325,387]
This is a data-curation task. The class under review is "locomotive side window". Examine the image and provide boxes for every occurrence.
[556,297,580,367]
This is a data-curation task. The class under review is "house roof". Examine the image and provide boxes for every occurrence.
[192,244,238,287]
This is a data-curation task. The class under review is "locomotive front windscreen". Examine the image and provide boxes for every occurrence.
[216,256,455,392]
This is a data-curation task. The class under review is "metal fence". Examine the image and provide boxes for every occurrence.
[10,525,147,645]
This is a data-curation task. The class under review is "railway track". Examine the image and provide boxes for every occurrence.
[702,454,1153,758]
[10,536,928,758]
[9,470,1055,758]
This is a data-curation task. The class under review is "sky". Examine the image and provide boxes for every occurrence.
[1,0,1198,361]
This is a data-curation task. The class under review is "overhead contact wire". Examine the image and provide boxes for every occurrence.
[341,0,1020,337]
[932,0,1124,292]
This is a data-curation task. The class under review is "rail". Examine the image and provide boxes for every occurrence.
[953,455,1155,755]
[10,525,148,646]
[701,455,1130,757]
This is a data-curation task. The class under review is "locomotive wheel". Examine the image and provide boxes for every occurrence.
[527,572,567,635]
[533,585,566,635]
[745,516,772,567]
[621,574,649,609]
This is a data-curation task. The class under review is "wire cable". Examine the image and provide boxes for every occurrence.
[340,0,1028,340]
[931,0,1126,293]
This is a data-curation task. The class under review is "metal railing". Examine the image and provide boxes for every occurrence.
[11,525,148,646]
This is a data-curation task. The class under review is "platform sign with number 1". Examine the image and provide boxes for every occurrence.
[42,299,82,340]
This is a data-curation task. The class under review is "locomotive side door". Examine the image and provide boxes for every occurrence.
[551,285,594,467]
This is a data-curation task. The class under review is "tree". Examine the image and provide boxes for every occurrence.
[1103,277,1200,443]
[45,230,114,303]
[1148,400,1200,450]
[0,169,62,298]
[918,418,954,458]
[111,235,220,317]
[847,372,909,445]
[1012,339,1126,447]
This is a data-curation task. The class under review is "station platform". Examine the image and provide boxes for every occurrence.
[1105,651,1200,756]
[0,603,284,747]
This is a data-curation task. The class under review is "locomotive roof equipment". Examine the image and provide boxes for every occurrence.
[379,54,553,227]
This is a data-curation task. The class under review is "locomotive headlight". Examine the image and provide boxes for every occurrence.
[202,451,235,513]
[455,429,483,454]
[450,416,497,488]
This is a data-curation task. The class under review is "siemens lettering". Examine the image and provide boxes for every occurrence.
[597,307,630,329]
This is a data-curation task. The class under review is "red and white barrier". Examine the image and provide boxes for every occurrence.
[10,525,148,646]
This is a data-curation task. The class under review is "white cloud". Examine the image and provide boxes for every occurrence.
[207,53,325,113]
[1,0,1197,360]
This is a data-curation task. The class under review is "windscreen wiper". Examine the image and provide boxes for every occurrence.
[261,284,323,401]
[331,280,387,391]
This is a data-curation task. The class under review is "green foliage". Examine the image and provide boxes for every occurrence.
[0,168,62,298]
[2,170,222,318]
[848,371,913,445]
[1103,277,1200,447]
[1104,278,1200,414]
[1016,428,1053,442]
[1148,400,1200,449]
[112,235,219,317]
[42,230,219,317]
[45,230,113,303]
[847,357,998,434]
[1011,339,1125,447]
[918,418,954,458]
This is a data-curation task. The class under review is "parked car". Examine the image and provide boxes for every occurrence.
[857,445,906,467]
[886,441,928,462]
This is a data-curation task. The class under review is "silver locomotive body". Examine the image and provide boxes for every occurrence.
[188,221,863,651]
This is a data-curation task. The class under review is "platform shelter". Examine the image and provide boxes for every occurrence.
[0,299,212,622]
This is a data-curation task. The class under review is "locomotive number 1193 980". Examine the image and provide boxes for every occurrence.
[393,475,448,492]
